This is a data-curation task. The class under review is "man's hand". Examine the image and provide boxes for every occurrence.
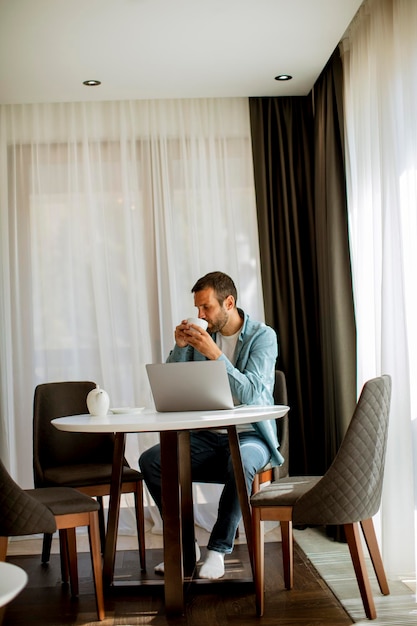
[173,320,192,348]
[174,320,222,360]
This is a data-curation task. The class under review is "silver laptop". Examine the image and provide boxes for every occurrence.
[146,361,235,412]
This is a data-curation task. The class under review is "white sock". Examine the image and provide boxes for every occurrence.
[199,549,225,579]
[195,541,201,562]
[154,541,201,575]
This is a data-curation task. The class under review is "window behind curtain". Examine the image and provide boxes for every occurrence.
[1,99,264,516]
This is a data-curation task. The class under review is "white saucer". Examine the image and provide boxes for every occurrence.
[110,407,145,414]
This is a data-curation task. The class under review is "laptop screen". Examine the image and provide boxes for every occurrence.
[146,361,235,412]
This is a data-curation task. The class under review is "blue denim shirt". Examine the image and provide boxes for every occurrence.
[167,309,284,467]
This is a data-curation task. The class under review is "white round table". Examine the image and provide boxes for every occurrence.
[0,562,28,610]
[52,404,289,615]
[52,405,289,433]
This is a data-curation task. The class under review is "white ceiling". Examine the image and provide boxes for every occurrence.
[0,0,363,105]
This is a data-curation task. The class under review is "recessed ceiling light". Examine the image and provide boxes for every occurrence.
[83,80,101,86]
[275,74,292,81]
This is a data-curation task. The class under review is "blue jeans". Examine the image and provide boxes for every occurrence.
[139,429,271,554]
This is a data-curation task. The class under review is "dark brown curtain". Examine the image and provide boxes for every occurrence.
[249,49,356,476]
[313,50,357,464]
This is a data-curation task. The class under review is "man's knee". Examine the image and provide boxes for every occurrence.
[139,443,161,472]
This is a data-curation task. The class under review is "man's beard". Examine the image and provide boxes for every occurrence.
[209,310,228,334]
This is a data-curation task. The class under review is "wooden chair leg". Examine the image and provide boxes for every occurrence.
[281,520,293,590]
[0,536,8,561]
[58,529,69,583]
[134,481,146,572]
[97,496,106,554]
[361,518,390,595]
[41,533,53,563]
[252,507,265,617]
[63,528,79,598]
[88,511,105,621]
[344,522,377,619]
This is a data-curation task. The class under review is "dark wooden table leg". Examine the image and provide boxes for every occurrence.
[227,425,254,575]
[103,432,125,586]
[160,430,185,615]
[178,431,196,578]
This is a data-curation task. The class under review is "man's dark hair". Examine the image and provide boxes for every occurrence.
[191,271,238,306]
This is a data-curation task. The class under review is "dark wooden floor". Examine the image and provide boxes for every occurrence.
[3,542,353,626]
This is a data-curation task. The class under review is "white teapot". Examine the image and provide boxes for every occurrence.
[86,384,110,416]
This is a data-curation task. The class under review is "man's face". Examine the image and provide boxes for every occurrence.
[193,287,230,333]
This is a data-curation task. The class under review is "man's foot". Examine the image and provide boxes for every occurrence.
[199,549,225,579]
[154,541,201,575]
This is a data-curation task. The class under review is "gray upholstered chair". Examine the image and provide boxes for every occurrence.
[250,375,391,620]
[33,381,146,571]
[0,458,105,621]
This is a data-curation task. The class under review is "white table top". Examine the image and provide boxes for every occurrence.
[0,562,28,608]
[52,405,289,433]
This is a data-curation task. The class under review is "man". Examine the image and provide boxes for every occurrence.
[140,271,283,579]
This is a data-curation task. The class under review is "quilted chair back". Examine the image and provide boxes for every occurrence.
[0,458,56,536]
[293,375,391,526]
[33,381,115,485]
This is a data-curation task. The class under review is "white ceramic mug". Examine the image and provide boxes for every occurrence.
[186,317,208,331]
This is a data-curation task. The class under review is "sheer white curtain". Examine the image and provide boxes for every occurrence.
[342,0,417,581]
[0,97,265,533]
